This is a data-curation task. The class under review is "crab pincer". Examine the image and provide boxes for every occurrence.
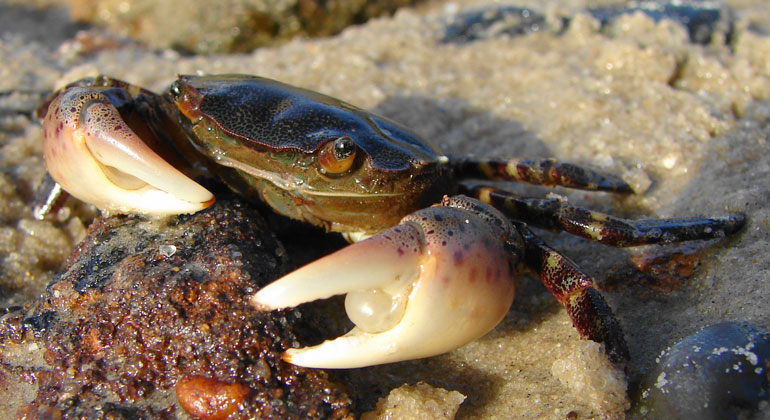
[41,86,214,214]
[251,196,519,369]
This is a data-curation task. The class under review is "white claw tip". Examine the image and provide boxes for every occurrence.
[249,292,282,312]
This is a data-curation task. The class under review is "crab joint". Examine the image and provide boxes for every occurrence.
[251,199,517,368]
[42,87,214,214]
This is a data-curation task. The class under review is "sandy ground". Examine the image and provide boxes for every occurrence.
[1,0,770,418]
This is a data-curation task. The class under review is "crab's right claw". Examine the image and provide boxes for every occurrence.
[251,198,518,369]
[42,87,214,214]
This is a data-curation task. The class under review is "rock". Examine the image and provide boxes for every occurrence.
[0,198,352,419]
[441,6,549,44]
[632,321,770,420]
[441,1,733,45]
[590,0,733,45]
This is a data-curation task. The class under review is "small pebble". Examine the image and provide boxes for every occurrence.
[176,374,250,420]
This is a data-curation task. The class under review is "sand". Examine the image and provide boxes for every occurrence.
[1,0,769,418]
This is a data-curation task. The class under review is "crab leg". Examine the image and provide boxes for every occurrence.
[251,196,518,368]
[515,222,629,363]
[42,87,214,214]
[463,184,746,246]
[452,157,634,193]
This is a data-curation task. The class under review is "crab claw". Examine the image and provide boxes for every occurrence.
[251,197,517,368]
[42,87,214,214]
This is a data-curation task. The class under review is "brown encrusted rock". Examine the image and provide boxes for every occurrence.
[0,199,352,419]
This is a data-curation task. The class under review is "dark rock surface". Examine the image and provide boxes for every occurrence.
[0,199,352,419]
[632,321,770,420]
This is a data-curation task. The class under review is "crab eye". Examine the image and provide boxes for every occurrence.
[169,80,183,100]
[318,136,357,174]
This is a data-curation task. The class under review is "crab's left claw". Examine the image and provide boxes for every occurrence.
[251,197,518,368]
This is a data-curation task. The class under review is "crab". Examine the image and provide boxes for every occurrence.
[39,74,745,369]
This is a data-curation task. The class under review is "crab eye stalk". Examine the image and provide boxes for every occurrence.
[318,136,357,174]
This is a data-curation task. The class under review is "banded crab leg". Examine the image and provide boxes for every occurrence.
[40,79,214,215]
[461,183,746,246]
[515,222,629,362]
[251,195,629,368]
[451,157,635,193]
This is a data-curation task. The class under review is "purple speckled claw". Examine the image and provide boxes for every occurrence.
[252,197,517,368]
